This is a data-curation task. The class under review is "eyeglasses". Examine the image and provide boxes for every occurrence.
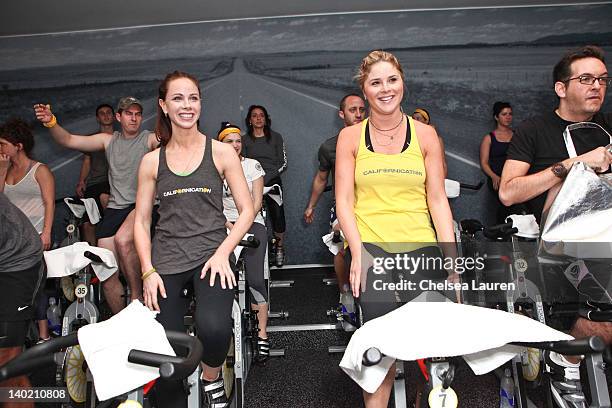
[565,75,612,87]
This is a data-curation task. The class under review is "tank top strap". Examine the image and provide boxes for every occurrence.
[158,145,168,174]
[361,116,416,155]
[204,134,213,163]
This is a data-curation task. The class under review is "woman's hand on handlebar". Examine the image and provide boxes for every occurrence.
[201,252,236,290]
[143,272,166,312]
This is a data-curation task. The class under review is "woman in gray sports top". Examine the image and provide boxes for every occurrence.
[133,71,255,408]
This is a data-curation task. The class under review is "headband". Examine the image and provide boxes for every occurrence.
[218,127,241,141]
[413,108,430,124]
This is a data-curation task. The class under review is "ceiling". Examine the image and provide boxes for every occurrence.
[2,0,607,37]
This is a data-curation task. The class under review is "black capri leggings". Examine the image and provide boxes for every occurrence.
[346,243,455,323]
[154,262,235,408]
[265,177,286,234]
[244,222,268,304]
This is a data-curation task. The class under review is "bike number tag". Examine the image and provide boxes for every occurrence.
[428,386,458,408]
[514,258,528,273]
[75,284,88,299]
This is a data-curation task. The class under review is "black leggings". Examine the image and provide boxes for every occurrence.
[244,223,268,304]
[154,264,234,408]
[265,177,286,235]
[346,244,455,323]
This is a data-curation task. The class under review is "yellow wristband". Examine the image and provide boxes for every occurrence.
[43,114,57,128]
[141,267,157,281]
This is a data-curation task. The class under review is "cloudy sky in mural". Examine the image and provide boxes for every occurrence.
[1,4,610,70]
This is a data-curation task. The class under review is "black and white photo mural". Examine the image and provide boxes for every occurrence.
[2,4,610,264]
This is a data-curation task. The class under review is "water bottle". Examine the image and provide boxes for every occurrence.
[500,368,515,408]
[46,297,62,336]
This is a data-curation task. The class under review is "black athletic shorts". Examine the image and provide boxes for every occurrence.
[95,205,135,239]
[95,205,160,240]
[0,261,45,322]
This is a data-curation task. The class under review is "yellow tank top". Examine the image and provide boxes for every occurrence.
[354,117,436,251]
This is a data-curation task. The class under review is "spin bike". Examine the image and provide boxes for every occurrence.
[459,217,611,408]
[362,336,607,408]
[0,330,202,408]
[183,236,267,408]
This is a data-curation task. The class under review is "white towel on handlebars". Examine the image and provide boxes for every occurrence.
[64,197,101,224]
[77,301,175,401]
[340,299,572,394]
[43,242,117,281]
[505,214,539,239]
[263,184,283,206]
[322,231,344,255]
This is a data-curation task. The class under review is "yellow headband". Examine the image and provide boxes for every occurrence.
[413,108,430,124]
[218,127,241,141]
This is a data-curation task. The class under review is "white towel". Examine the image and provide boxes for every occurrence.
[64,197,101,224]
[340,301,571,393]
[77,301,175,401]
[322,231,344,255]
[43,242,117,281]
[506,214,539,239]
[444,179,460,199]
[263,184,283,206]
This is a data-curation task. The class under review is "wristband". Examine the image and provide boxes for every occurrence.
[43,114,57,128]
[142,267,157,281]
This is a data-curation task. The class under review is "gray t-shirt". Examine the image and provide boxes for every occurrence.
[0,192,42,272]
[241,130,286,184]
[105,130,151,209]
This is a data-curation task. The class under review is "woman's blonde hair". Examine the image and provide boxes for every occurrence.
[355,50,404,89]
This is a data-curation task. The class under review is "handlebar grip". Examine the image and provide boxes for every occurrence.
[459,180,484,190]
[482,222,515,240]
[0,333,79,381]
[511,336,605,355]
[84,251,103,263]
[238,236,260,249]
[128,331,203,380]
[362,347,383,367]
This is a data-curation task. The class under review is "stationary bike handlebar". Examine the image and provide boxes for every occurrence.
[482,222,518,240]
[0,331,202,382]
[458,180,484,191]
[0,333,79,381]
[238,236,260,249]
[84,250,104,264]
[128,331,203,380]
[361,335,606,367]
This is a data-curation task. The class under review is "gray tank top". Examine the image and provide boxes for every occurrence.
[105,130,151,209]
[152,136,228,274]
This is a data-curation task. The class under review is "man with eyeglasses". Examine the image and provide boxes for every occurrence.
[500,45,611,407]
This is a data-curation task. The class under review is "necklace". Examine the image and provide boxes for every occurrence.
[369,113,404,132]
[175,145,200,176]
[370,115,404,146]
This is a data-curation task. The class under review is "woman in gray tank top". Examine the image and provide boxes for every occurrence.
[133,71,255,408]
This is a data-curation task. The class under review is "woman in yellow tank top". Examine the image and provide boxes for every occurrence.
[335,50,455,408]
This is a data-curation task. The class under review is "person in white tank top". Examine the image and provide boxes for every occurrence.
[0,117,56,343]
[0,118,55,249]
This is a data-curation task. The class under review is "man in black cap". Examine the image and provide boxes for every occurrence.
[34,97,158,314]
